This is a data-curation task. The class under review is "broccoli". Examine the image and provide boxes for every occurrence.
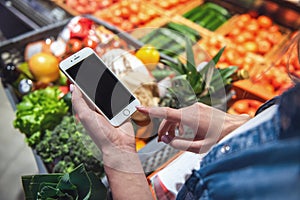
[35,115,104,177]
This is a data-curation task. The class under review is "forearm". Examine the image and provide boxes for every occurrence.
[221,113,251,140]
[196,102,251,142]
[102,149,153,200]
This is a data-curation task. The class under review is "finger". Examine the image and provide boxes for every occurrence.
[161,136,206,153]
[136,106,181,122]
[178,123,184,136]
[157,120,177,141]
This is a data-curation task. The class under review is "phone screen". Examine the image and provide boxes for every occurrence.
[66,54,135,119]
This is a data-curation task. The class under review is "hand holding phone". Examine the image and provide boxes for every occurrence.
[59,47,140,126]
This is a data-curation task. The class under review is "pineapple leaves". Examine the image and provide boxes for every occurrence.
[160,37,232,105]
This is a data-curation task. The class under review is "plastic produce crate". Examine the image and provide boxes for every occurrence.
[0,15,180,175]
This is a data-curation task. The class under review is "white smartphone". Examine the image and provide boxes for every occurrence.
[59,47,140,127]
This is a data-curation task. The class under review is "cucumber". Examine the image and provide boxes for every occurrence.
[166,22,200,42]
[196,10,217,28]
[160,28,186,47]
[148,30,173,49]
[204,2,231,18]
[205,17,224,31]
[189,8,209,22]
[183,6,203,18]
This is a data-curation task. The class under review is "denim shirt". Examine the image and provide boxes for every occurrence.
[177,84,300,200]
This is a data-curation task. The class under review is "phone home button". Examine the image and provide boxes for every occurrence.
[123,109,130,116]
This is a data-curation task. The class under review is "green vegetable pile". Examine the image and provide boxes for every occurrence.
[140,22,201,58]
[183,2,231,31]
[22,164,107,200]
[13,87,69,147]
[35,115,104,177]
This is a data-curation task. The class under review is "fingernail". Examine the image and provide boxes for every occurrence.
[136,105,146,111]
[161,135,171,144]
[69,84,74,93]
[157,136,161,142]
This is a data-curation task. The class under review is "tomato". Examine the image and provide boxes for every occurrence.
[257,15,273,28]
[83,37,98,49]
[135,44,160,70]
[67,38,83,53]
[99,0,112,8]
[120,0,129,7]
[267,31,282,45]
[120,20,134,32]
[113,9,122,17]
[243,41,258,53]
[257,40,271,55]
[246,19,259,33]
[111,16,122,25]
[129,15,140,27]
[146,8,157,18]
[233,100,249,114]
[159,1,171,8]
[120,7,130,19]
[129,3,139,14]
[269,25,280,32]
[239,14,252,23]
[137,13,150,24]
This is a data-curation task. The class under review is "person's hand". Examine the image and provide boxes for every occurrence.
[71,85,139,172]
[137,103,250,153]
[71,85,153,199]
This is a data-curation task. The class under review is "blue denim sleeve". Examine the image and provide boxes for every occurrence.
[177,83,300,200]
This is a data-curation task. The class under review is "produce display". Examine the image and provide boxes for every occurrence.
[148,0,190,11]
[139,22,201,58]
[63,0,120,14]
[13,87,69,147]
[94,0,161,32]
[1,17,137,177]
[224,13,285,56]
[228,99,263,117]
[182,2,231,31]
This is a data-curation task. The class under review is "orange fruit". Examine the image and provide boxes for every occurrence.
[29,52,59,84]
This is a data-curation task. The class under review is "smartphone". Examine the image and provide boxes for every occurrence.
[59,47,140,126]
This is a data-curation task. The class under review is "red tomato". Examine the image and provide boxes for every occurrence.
[83,37,98,49]
[257,15,273,28]
[257,40,272,55]
[67,38,83,53]
[233,100,249,114]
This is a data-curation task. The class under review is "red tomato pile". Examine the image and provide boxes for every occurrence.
[65,0,119,14]
[149,0,190,10]
[229,99,263,117]
[199,35,264,72]
[252,67,293,95]
[94,0,160,32]
[225,13,283,56]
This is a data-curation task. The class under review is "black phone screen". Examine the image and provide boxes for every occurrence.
[66,54,135,119]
